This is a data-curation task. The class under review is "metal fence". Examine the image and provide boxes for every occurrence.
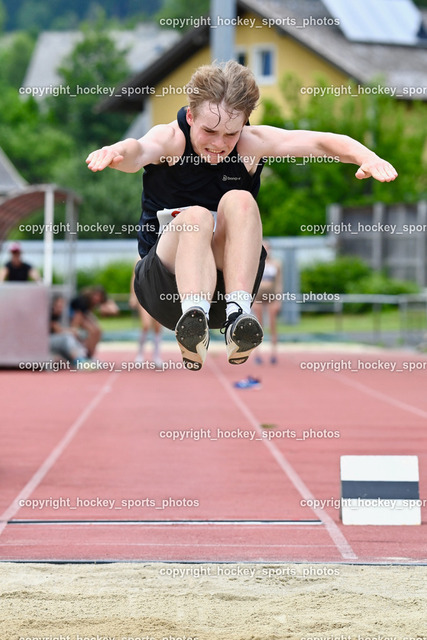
[328,201,427,287]
[296,293,427,347]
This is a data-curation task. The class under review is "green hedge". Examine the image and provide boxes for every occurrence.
[301,256,371,294]
[76,260,135,294]
[301,257,419,312]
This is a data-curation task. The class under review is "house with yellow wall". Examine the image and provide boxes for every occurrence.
[99,0,427,131]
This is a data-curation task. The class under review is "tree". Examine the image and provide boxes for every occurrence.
[50,151,143,238]
[0,84,75,183]
[0,0,6,32]
[156,0,209,29]
[41,23,142,237]
[0,31,35,88]
[258,74,427,236]
[0,31,75,197]
[46,22,132,149]
[15,0,51,32]
[2,0,161,30]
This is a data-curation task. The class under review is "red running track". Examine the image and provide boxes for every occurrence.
[0,346,426,563]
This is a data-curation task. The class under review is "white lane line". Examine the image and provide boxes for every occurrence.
[329,371,427,419]
[0,373,117,537]
[8,519,323,526]
[208,360,357,561]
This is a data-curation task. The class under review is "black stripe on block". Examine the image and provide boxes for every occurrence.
[341,481,419,500]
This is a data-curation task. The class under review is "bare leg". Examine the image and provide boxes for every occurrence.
[136,305,150,360]
[156,194,263,368]
[70,311,101,358]
[268,302,280,362]
[252,301,264,364]
[212,190,262,295]
[150,315,162,366]
[82,315,102,358]
[157,207,214,371]
[253,300,264,324]
[213,190,264,364]
[156,206,216,303]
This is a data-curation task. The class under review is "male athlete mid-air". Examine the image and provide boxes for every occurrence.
[87,61,397,371]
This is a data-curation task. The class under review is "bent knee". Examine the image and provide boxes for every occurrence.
[88,324,102,339]
[173,205,214,232]
[219,189,257,211]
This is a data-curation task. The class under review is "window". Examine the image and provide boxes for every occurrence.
[253,46,276,84]
[236,50,248,67]
[260,50,272,76]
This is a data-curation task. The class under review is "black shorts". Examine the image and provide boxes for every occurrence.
[134,238,267,331]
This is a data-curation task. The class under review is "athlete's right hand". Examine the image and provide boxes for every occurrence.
[86,146,124,172]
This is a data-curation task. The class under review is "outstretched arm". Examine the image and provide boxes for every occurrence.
[247,126,398,182]
[86,123,178,173]
[317,131,397,182]
[86,138,145,173]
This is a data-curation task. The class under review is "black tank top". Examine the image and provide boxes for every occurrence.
[5,261,32,281]
[137,106,265,257]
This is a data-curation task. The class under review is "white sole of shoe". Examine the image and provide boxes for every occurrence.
[175,308,209,371]
[226,315,263,365]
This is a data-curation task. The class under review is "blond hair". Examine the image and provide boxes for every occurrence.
[185,60,259,122]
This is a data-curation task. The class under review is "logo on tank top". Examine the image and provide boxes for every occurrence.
[222,175,241,181]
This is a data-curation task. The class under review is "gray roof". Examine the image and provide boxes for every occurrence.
[100,0,427,113]
[240,0,427,97]
[23,24,180,97]
[0,148,27,195]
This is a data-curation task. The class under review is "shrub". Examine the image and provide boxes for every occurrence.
[76,260,134,294]
[346,272,419,312]
[301,257,420,313]
[347,272,419,297]
[301,256,372,294]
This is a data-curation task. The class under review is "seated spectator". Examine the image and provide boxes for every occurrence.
[70,285,119,358]
[49,294,88,364]
[0,242,40,282]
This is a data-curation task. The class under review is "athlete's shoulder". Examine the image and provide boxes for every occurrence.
[237,125,273,159]
[240,124,284,145]
[140,120,185,165]
[141,120,180,145]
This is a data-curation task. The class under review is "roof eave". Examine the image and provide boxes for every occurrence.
[97,24,210,113]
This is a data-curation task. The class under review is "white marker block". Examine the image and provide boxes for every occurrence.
[340,455,421,525]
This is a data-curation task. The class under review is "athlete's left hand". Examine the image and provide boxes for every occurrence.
[355,158,398,182]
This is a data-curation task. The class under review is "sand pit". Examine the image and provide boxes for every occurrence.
[1,562,426,640]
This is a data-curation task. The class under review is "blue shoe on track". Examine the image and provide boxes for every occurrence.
[233,376,262,390]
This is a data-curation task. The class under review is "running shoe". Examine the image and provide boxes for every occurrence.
[234,376,262,390]
[221,306,263,365]
[175,307,209,371]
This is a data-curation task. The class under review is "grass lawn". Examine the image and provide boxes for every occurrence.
[99,309,419,335]
[277,310,403,334]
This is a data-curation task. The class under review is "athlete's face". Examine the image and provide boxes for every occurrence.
[186,101,246,164]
